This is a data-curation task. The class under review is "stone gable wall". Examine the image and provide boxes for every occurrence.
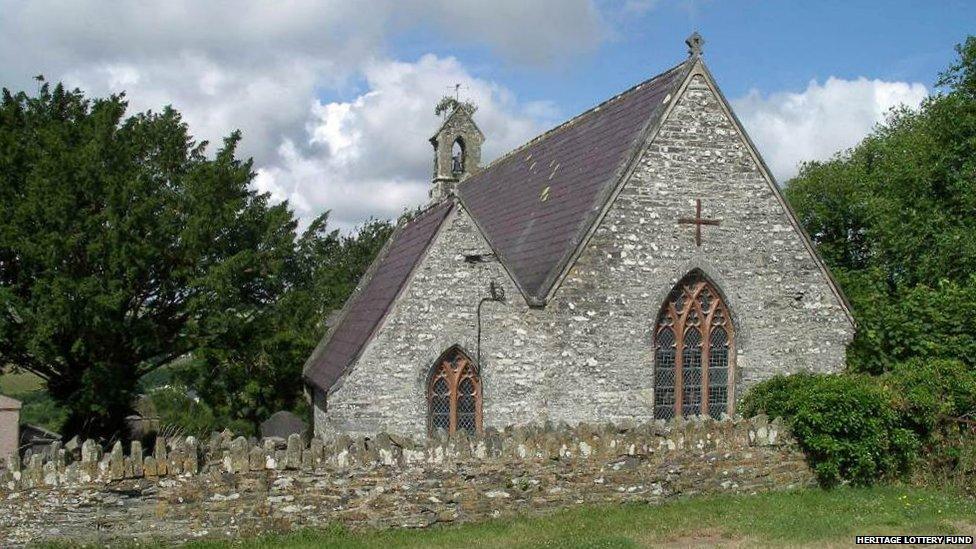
[554,72,854,405]
[0,417,813,545]
[317,68,853,439]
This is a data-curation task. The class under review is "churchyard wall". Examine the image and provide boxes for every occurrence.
[0,416,812,545]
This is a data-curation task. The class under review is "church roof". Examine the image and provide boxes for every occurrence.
[458,60,690,305]
[303,201,454,392]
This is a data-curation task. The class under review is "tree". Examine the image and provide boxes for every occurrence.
[0,83,298,439]
[176,214,393,433]
[785,36,976,373]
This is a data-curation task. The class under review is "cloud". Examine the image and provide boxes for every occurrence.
[733,77,928,182]
[415,0,605,65]
[61,54,327,164]
[254,55,553,231]
[0,0,600,229]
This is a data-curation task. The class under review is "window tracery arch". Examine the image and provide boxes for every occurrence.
[427,347,482,436]
[654,271,734,419]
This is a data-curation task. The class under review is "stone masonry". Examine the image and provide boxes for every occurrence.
[0,416,812,546]
[315,65,853,439]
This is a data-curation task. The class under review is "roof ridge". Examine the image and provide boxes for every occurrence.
[459,59,690,187]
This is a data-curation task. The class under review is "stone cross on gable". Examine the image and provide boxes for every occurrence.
[678,198,721,247]
[686,32,705,57]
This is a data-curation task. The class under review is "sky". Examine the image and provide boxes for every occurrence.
[0,1,972,232]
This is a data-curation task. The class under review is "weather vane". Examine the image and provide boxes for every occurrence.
[447,83,467,102]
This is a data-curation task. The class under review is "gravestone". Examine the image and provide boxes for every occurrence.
[0,395,22,463]
[260,411,306,440]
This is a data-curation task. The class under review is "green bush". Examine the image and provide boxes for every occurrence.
[140,386,230,439]
[846,277,976,374]
[883,358,976,436]
[883,359,976,488]
[743,373,918,487]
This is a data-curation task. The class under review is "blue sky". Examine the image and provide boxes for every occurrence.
[383,1,971,116]
[0,1,972,230]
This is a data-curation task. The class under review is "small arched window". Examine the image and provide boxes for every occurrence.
[427,347,482,436]
[654,271,734,420]
[451,137,465,175]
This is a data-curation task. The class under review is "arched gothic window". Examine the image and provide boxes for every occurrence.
[427,347,481,436]
[654,271,734,420]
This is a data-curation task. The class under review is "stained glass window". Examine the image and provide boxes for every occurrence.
[653,271,734,419]
[708,327,729,418]
[427,348,482,436]
[654,327,676,420]
[682,328,702,416]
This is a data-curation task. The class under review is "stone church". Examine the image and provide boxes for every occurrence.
[303,34,855,439]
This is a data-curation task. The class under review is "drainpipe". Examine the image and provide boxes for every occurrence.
[476,280,505,370]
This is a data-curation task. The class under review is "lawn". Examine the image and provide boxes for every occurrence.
[185,486,975,548]
[0,367,67,432]
[0,368,44,395]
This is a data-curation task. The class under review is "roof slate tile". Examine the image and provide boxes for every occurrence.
[303,201,454,392]
[459,61,688,302]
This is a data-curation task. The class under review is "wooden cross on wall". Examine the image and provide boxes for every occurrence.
[678,199,721,247]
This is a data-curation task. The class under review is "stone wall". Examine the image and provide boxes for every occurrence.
[318,65,853,438]
[0,416,813,545]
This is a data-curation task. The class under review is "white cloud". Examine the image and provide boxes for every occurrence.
[733,77,928,182]
[1,2,933,230]
[255,55,552,231]
[0,0,600,229]
[61,54,326,163]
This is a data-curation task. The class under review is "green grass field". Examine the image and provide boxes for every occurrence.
[0,368,44,395]
[0,368,67,432]
[182,486,975,548]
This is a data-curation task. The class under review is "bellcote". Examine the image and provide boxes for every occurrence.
[429,97,484,203]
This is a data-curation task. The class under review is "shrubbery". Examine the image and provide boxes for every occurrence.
[743,373,917,487]
[884,359,976,488]
[765,36,976,491]
[745,360,976,488]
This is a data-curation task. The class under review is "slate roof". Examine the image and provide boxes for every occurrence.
[458,60,690,304]
[303,201,454,392]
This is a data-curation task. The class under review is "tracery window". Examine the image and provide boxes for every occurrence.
[427,347,482,436]
[654,271,734,420]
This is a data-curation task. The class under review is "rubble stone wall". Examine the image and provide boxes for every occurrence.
[0,416,813,545]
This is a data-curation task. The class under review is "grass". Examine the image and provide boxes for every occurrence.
[0,368,44,395]
[180,486,975,548]
[0,367,67,432]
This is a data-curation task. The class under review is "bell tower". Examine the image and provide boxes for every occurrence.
[429,96,484,203]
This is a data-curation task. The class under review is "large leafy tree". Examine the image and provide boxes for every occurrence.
[0,83,298,438]
[177,215,393,432]
[786,36,976,373]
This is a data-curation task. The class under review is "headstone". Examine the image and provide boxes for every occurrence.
[0,395,22,463]
[260,411,306,440]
